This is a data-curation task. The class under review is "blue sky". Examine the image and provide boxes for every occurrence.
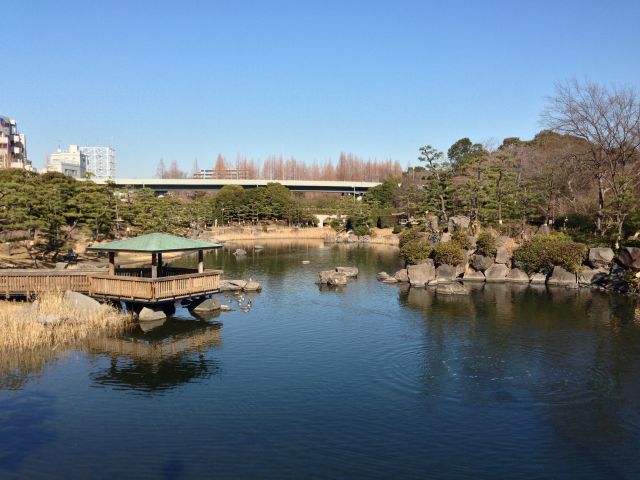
[3,0,639,177]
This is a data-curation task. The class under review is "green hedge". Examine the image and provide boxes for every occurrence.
[451,230,473,250]
[432,242,465,266]
[399,228,423,248]
[475,232,497,257]
[512,235,587,274]
[400,239,432,265]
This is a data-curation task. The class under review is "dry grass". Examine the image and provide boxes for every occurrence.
[0,294,132,354]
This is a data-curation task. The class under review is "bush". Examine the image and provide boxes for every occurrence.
[353,223,371,237]
[431,242,465,267]
[451,230,472,250]
[512,235,587,274]
[400,239,433,265]
[329,219,344,232]
[392,224,403,235]
[399,228,423,248]
[475,232,497,257]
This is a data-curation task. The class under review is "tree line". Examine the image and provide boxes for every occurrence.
[156,152,403,182]
[387,80,640,245]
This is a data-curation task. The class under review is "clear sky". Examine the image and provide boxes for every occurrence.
[3,0,639,177]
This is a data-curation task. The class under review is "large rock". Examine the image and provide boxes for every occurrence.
[462,270,485,282]
[506,268,530,283]
[244,281,262,291]
[618,246,640,269]
[192,298,221,313]
[376,272,389,281]
[436,281,469,295]
[63,290,104,313]
[588,248,614,268]
[547,266,578,287]
[382,277,399,284]
[407,260,436,287]
[472,254,494,272]
[495,246,510,265]
[530,273,547,284]
[578,267,607,286]
[394,269,409,283]
[432,264,457,284]
[484,264,510,283]
[448,215,470,232]
[591,265,629,293]
[138,307,167,322]
[317,271,347,286]
[220,280,245,291]
[335,266,358,278]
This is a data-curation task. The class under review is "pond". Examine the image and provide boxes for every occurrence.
[1,240,640,479]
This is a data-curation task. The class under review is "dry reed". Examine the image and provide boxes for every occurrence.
[0,294,132,354]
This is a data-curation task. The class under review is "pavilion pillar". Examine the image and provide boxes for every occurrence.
[151,252,158,278]
[198,249,204,273]
[157,252,163,277]
[108,252,115,276]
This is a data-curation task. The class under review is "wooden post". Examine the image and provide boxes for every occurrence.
[108,252,115,276]
[151,252,158,278]
[198,249,204,273]
[157,252,163,277]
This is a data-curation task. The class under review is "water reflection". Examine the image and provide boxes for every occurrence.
[397,283,640,475]
[89,318,223,395]
[0,348,66,390]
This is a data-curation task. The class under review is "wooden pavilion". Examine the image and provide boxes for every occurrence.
[86,233,223,304]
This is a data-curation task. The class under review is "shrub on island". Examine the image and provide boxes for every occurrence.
[432,242,465,267]
[451,229,473,250]
[400,239,433,265]
[513,234,587,274]
[475,232,497,257]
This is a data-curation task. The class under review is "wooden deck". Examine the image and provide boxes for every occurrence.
[0,268,222,303]
[0,269,99,297]
[88,270,222,303]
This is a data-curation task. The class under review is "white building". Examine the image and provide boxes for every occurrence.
[0,115,33,171]
[80,146,116,180]
[45,145,86,178]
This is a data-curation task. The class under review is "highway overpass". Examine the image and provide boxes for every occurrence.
[94,178,381,194]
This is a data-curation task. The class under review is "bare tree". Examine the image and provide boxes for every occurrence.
[542,79,640,238]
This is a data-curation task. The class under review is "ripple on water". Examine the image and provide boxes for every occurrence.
[372,333,617,408]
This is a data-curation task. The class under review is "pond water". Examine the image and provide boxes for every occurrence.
[1,241,640,479]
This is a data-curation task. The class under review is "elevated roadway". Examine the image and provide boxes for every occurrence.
[93,178,380,194]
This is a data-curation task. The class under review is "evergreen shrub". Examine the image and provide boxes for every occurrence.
[475,232,497,257]
[432,242,465,266]
[513,234,587,274]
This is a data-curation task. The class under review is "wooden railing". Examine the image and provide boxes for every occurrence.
[115,267,198,278]
[88,270,222,302]
[0,269,100,297]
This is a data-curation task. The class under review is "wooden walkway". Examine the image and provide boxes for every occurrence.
[0,268,222,303]
[0,269,97,297]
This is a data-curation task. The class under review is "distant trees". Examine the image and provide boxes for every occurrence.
[404,79,640,245]
[542,79,640,240]
[175,152,403,182]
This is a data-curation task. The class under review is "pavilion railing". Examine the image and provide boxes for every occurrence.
[88,270,222,302]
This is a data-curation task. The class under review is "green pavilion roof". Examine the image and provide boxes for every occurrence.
[87,233,222,253]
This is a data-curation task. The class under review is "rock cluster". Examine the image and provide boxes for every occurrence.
[316,266,359,286]
[378,239,636,294]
